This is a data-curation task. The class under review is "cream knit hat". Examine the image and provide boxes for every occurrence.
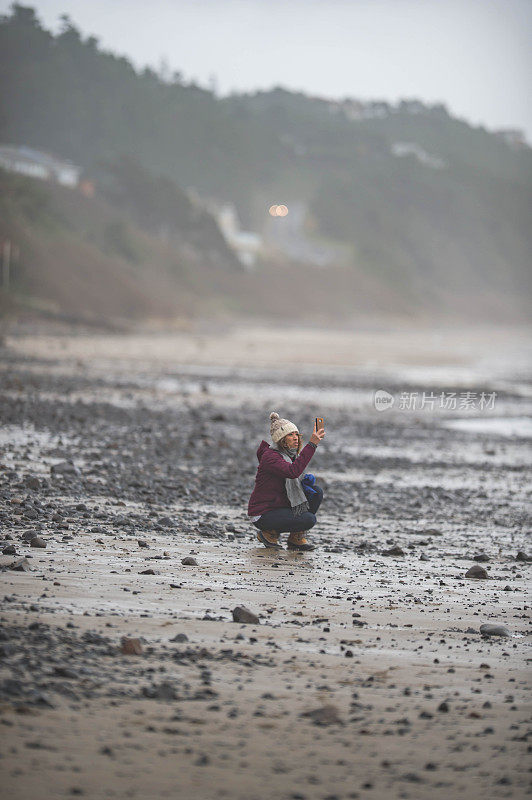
[270,411,299,444]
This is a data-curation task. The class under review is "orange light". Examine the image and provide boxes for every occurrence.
[268,204,289,217]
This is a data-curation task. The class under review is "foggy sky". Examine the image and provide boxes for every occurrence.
[3,0,531,139]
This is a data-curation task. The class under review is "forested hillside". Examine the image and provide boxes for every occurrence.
[1,3,531,323]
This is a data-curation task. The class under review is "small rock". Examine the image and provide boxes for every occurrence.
[232,606,260,624]
[181,557,197,566]
[9,558,31,572]
[139,568,157,575]
[300,705,344,726]
[137,540,149,548]
[382,545,405,557]
[479,624,510,638]
[30,536,47,549]
[21,530,40,542]
[170,633,188,643]
[142,681,178,701]
[25,476,40,490]
[473,553,490,562]
[53,665,78,679]
[120,637,144,655]
[2,545,16,555]
[465,565,488,579]
[515,551,531,562]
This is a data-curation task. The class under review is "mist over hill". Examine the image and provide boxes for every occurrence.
[1,4,531,324]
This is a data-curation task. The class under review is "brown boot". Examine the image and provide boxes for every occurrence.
[287,531,315,551]
[257,530,282,549]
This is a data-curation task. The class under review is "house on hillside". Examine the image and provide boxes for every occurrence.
[0,144,80,187]
[215,204,262,269]
[398,100,427,115]
[391,141,446,169]
[342,99,365,121]
[494,129,529,150]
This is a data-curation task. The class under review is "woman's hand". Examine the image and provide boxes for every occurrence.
[310,422,325,446]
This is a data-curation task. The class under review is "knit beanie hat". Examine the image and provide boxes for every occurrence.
[270,411,299,444]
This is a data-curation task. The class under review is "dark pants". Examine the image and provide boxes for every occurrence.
[253,486,323,534]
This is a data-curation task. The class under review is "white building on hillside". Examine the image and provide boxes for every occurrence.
[391,142,446,169]
[494,129,529,150]
[215,203,262,269]
[0,144,80,187]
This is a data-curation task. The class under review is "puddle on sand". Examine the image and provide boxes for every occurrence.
[0,424,78,474]
[442,416,532,438]
[153,375,372,410]
[0,424,60,448]
[342,439,531,468]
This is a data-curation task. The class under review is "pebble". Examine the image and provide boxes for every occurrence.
[170,633,188,643]
[300,705,344,726]
[515,551,531,562]
[53,665,78,679]
[181,557,198,566]
[8,557,31,572]
[142,682,178,701]
[382,545,405,557]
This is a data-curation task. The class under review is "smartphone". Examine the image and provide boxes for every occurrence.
[315,417,324,431]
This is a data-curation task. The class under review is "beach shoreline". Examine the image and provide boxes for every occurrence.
[0,326,530,800]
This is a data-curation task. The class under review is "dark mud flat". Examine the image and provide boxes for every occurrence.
[0,329,531,800]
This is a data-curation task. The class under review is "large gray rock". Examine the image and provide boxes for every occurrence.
[51,460,79,476]
[480,623,511,638]
[21,530,40,542]
[30,536,47,548]
[25,475,41,490]
[232,606,260,624]
[465,564,488,579]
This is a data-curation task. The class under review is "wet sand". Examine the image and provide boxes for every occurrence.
[0,324,531,800]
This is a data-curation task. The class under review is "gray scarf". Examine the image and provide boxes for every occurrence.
[271,443,309,516]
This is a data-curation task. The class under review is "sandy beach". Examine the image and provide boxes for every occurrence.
[0,323,530,800]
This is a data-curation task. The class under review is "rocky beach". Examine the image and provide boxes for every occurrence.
[0,323,530,800]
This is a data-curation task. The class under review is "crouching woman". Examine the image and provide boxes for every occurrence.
[247,411,325,551]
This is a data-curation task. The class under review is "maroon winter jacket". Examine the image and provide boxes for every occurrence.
[247,439,317,517]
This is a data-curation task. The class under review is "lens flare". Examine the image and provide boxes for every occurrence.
[268,204,289,217]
